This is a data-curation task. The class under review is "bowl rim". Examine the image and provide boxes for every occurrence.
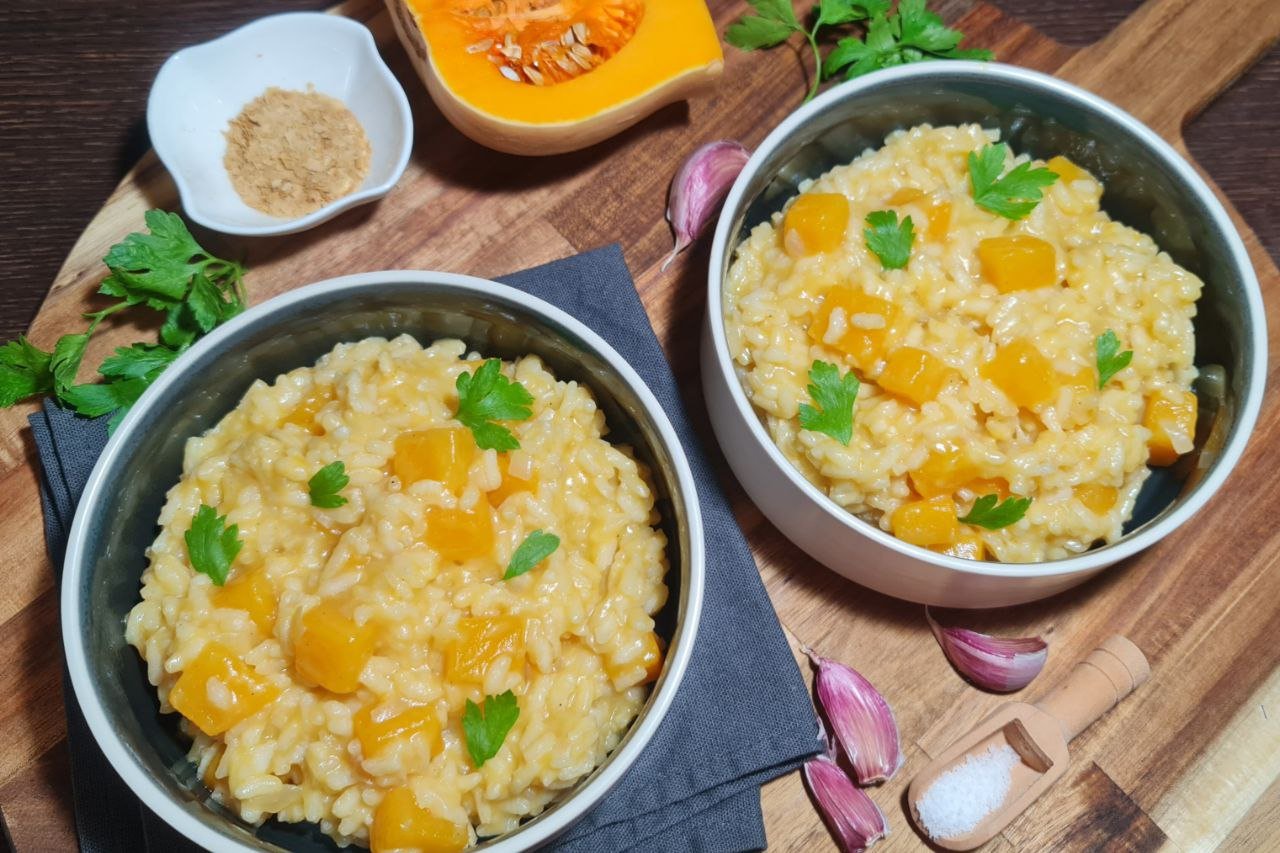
[60,270,706,852]
[706,60,1267,580]
[146,12,414,237]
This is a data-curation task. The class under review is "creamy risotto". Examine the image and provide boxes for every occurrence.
[125,335,668,849]
[723,124,1202,563]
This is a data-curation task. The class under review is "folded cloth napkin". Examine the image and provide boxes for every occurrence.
[31,245,819,853]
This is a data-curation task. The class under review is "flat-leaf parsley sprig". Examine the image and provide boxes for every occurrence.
[1095,329,1134,388]
[462,690,520,768]
[798,359,860,445]
[184,504,243,586]
[0,209,246,431]
[454,358,534,451]
[308,461,350,509]
[968,143,1059,220]
[959,494,1032,530]
[863,209,914,270]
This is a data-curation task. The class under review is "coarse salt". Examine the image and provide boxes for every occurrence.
[916,742,1021,840]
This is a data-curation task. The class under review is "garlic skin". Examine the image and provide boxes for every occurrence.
[805,647,904,785]
[663,140,750,271]
[926,608,1048,692]
[804,744,890,852]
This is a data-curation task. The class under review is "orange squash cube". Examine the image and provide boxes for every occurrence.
[782,193,850,257]
[424,504,495,562]
[981,340,1059,410]
[355,705,442,761]
[808,287,902,371]
[930,528,986,561]
[891,495,960,547]
[1143,391,1198,466]
[446,615,526,685]
[1074,484,1118,514]
[878,347,958,406]
[1064,367,1096,397]
[371,787,469,853]
[487,454,539,507]
[214,570,277,636]
[1046,155,1088,184]
[168,642,280,736]
[606,631,664,684]
[908,443,981,499]
[282,388,333,435]
[886,187,925,205]
[394,428,477,492]
[294,601,377,694]
[926,199,952,243]
[963,477,1011,501]
[977,235,1058,293]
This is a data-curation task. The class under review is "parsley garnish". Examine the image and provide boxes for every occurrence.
[824,0,993,82]
[462,690,520,768]
[503,530,560,580]
[455,359,534,451]
[726,0,988,103]
[958,494,1032,530]
[967,144,1059,220]
[0,210,246,431]
[1095,330,1133,388]
[184,504,242,586]
[798,360,860,445]
[308,461,350,509]
[864,210,914,269]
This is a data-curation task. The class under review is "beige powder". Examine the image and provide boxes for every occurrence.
[223,86,371,219]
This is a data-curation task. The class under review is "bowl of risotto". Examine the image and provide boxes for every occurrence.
[61,271,704,851]
[704,62,1265,608]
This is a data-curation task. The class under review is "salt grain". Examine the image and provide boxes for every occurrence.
[916,743,1021,840]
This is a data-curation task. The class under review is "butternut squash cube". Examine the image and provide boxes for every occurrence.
[908,443,981,499]
[782,193,850,257]
[446,615,526,685]
[891,495,959,547]
[981,340,1058,409]
[808,287,901,371]
[878,347,957,407]
[486,454,539,507]
[355,705,442,761]
[977,235,1057,293]
[283,388,333,435]
[1074,484,1118,514]
[214,570,277,636]
[886,187,925,205]
[1046,155,1088,184]
[394,428,476,492]
[372,787,469,853]
[607,630,664,684]
[1143,391,1198,466]
[294,601,377,694]
[963,477,1011,501]
[168,642,280,736]
[926,199,952,243]
[930,528,986,561]
[424,504,495,562]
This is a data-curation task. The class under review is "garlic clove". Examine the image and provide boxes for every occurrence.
[926,607,1049,693]
[804,647,904,785]
[804,749,890,852]
[663,140,750,271]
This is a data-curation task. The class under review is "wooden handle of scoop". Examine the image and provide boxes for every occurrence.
[1055,0,1280,143]
[1034,635,1151,742]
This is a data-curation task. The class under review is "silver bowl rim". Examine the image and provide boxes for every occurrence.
[706,60,1267,579]
[60,270,707,852]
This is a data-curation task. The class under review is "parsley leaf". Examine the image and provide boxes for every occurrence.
[504,530,560,580]
[968,143,1059,220]
[864,210,915,269]
[0,337,54,407]
[62,377,154,431]
[1095,329,1133,388]
[308,461,350,509]
[462,690,520,768]
[726,0,800,50]
[98,343,181,380]
[824,0,992,82]
[798,360,860,445]
[455,359,534,452]
[183,504,242,585]
[103,209,208,304]
[959,494,1032,529]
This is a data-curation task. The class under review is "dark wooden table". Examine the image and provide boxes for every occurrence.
[0,1,1276,851]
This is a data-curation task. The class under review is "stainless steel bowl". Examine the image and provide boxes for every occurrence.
[703,62,1266,607]
[61,272,705,851]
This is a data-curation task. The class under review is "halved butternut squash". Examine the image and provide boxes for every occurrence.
[388,0,724,155]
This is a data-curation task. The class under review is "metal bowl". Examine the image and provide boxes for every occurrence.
[61,272,705,851]
[703,62,1266,607]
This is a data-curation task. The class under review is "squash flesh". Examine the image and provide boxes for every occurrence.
[372,787,469,853]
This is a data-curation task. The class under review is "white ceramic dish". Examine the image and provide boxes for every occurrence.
[147,13,413,236]
[62,272,705,851]
[703,62,1266,608]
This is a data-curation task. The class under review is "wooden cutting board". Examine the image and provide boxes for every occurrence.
[2,0,1278,850]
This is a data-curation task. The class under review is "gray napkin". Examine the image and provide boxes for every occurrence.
[31,245,819,852]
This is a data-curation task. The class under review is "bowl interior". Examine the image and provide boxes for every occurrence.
[70,279,694,851]
[148,14,408,231]
[719,65,1257,550]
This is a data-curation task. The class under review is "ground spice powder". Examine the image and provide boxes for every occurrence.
[224,86,372,219]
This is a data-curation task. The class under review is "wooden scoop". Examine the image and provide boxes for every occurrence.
[906,635,1150,850]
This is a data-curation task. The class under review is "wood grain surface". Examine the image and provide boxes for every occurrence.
[1,0,1279,851]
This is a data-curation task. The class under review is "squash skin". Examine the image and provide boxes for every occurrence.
[386,0,724,155]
